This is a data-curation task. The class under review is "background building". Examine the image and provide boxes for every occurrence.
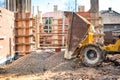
[100,8,120,32]
[100,8,120,44]
[0,7,15,65]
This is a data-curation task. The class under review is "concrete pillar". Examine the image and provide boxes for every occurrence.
[5,0,31,13]
[90,0,99,13]
[14,0,16,12]
[29,0,31,12]
[9,0,14,11]
[27,0,31,12]
[4,0,6,8]
[25,0,27,12]
[16,0,19,12]
[7,0,9,10]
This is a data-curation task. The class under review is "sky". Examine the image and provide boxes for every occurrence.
[32,0,120,14]
[0,0,120,14]
[0,0,4,7]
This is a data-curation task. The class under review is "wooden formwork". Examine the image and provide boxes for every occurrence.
[39,16,68,50]
[15,12,35,55]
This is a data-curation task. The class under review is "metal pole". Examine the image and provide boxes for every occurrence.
[35,6,40,49]
[26,0,27,12]
[14,0,16,12]
[8,0,9,10]
[32,6,34,16]
[62,13,65,47]
[48,3,50,33]
[75,0,77,12]
[4,0,6,8]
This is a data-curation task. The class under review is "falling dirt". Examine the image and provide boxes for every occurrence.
[0,51,120,80]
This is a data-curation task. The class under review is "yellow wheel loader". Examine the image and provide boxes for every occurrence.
[64,12,120,67]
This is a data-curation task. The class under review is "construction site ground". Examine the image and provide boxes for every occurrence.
[0,51,120,80]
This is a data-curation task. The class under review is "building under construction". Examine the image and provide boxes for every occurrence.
[4,0,104,54]
[41,6,68,51]
[100,8,120,45]
[5,0,36,55]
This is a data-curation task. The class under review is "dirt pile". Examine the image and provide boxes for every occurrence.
[5,51,54,74]
[44,51,78,72]
[1,51,120,80]
[4,51,78,75]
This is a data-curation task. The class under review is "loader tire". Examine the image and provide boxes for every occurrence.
[80,44,104,67]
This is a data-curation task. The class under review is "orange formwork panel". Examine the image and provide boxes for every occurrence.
[15,12,35,55]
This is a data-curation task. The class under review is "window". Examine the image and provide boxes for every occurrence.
[0,36,6,40]
[43,18,52,33]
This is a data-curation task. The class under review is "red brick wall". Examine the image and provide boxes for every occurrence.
[0,7,15,59]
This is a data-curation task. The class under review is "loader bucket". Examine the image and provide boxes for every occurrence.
[64,12,90,59]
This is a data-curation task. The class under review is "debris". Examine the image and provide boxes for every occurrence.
[0,68,6,74]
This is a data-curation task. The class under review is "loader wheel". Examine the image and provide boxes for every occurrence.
[80,44,104,67]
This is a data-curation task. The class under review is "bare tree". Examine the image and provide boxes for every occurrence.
[65,0,77,12]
